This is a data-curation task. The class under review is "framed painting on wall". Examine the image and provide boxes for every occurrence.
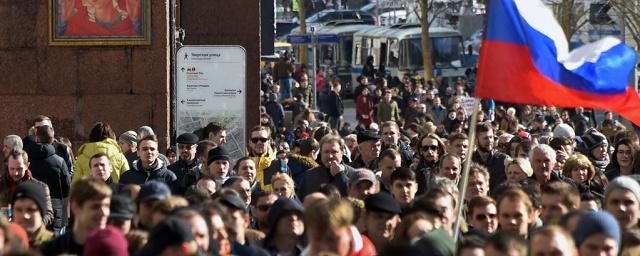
[49,0,151,46]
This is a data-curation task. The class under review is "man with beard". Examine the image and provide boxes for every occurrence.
[413,133,446,194]
[380,122,413,167]
[298,135,355,199]
[169,133,201,195]
[350,130,382,170]
[362,193,401,251]
[471,123,508,192]
[0,149,54,228]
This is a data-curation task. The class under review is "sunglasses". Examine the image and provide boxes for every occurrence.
[251,137,269,143]
[256,204,272,211]
[474,213,497,221]
[421,145,438,151]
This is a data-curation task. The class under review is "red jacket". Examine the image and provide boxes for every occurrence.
[355,95,375,126]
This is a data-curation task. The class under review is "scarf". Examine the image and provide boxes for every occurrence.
[7,169,33,199]
[589,154,610,173]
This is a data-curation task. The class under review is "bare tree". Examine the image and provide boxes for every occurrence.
[543,0,592,41]
[414,0,461,80]
[609,0,640,49]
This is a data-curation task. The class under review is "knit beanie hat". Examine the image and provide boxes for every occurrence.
[118,130,138,146]
[12,181,47,218]
[572,211,620,248]
[581,128,608,151]
[268,198,304,231]
[207,147,230,165]
[605,176,640,203]
[553,123,575,139]
[83,226,128,256]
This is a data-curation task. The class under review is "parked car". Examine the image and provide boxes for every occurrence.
[305,9,375,26]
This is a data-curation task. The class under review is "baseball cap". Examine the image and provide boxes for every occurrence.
[137,181,171,203]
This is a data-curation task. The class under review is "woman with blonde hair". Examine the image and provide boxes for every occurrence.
[563,153,605,198]
[504,157,533,183]
[271,172,296,200]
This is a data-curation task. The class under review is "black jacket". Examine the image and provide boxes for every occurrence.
[471,150,508,192]
[26,143,71,199]
[39,229,83,256]
[120,159,177,186]
[168,158,200,195]
[326,91,344,117]
[297,163,355,199]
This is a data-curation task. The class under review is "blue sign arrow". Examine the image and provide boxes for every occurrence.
[287,34,312,44]
[316,34,339,44]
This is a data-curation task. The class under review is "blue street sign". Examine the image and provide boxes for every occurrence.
[316,34,339,44]
[287,34,312,44]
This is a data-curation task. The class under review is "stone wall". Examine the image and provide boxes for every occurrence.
[0,0,261,153]
[0,0,169,150]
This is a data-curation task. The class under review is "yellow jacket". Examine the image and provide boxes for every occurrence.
[73,138,130,182]
[250,153,276,191]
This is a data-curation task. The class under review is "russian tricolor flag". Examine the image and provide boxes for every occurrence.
[476,0,640,126]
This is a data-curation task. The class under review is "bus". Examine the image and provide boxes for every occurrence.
[350,24,467,94]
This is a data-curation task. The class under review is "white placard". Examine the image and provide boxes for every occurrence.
[176,46,247,162]
[461,96,476,117]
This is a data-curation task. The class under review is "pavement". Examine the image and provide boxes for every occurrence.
[342,99,357,128]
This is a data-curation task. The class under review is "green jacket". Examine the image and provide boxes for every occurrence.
[293,86,313,107]
[376,100,401,123]
[73,138,129,183]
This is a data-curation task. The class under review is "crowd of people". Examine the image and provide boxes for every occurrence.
[0,63,640,255]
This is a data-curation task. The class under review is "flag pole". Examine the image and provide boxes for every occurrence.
[453,98,481,242]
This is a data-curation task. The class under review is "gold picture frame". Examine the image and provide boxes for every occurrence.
[49,0,151,46]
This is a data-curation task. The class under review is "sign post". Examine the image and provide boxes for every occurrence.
[311,27,318,110]
[176,46,247,162]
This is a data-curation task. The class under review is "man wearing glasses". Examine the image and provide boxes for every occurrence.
[169,133,201,195]
[466,195,498,235]
[251,191,278,234]
[414,133,445,194]
[248,126,276,191]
